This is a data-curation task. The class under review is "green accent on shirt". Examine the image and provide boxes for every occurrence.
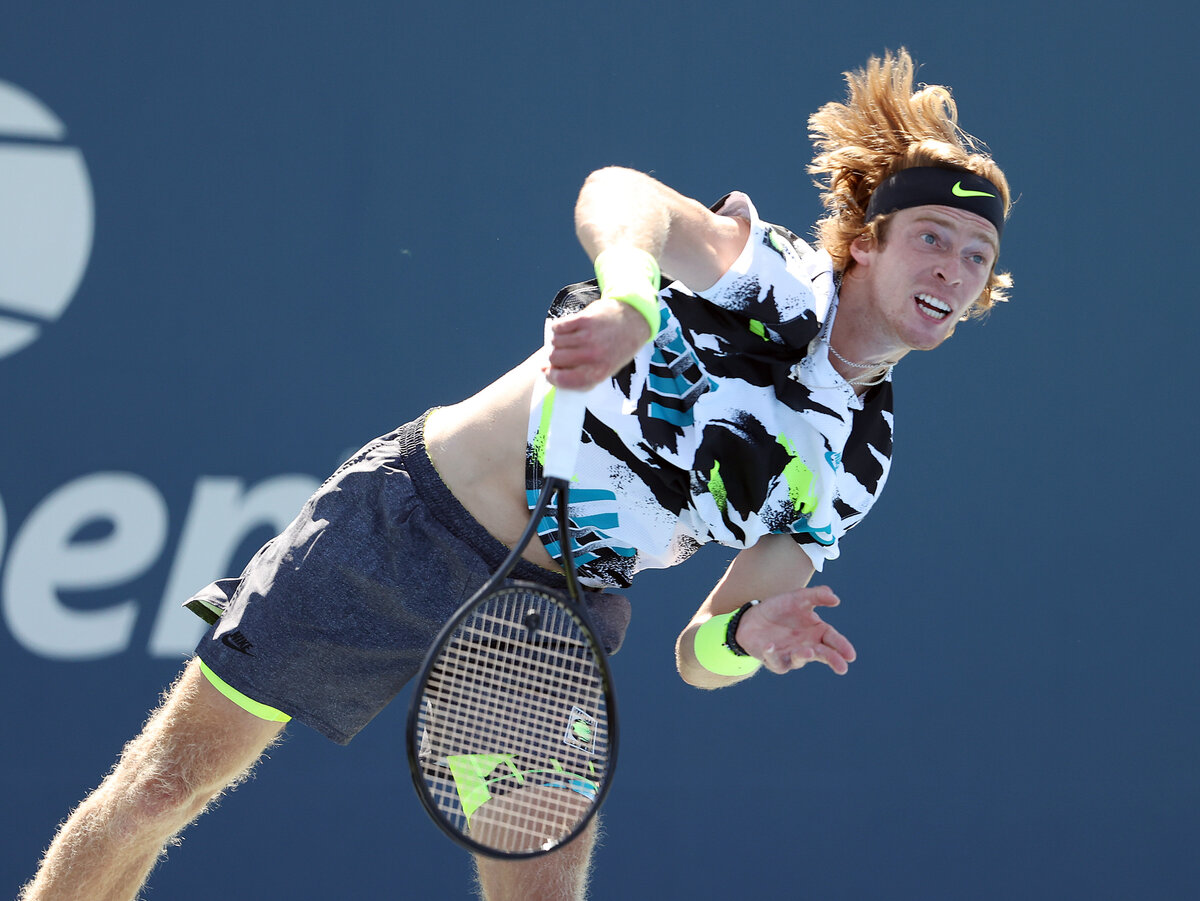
[533,386,556,466]
[708,460,728,513]
[776,434,817,515]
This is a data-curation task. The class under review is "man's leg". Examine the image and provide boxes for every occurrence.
[472,818,599,901]
[19,657,286,901]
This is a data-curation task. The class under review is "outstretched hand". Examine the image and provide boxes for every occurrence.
[734,586,857,675]
[544,299,651,390]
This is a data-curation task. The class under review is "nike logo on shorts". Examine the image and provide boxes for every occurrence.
[220,631,256,656]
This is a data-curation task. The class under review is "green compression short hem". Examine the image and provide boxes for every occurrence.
[198,658,293,723]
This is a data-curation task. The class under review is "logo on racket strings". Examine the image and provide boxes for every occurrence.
[444,752,600,827]
[563,706,597,752]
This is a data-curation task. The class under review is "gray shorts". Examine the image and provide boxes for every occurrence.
[190,412,632,745]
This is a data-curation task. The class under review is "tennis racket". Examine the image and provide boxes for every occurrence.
[406,384,618,859]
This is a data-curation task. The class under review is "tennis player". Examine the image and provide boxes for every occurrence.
[21,49,1011,901]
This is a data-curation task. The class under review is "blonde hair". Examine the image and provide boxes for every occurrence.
[808,49,1013,315]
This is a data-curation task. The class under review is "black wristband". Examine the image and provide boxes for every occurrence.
[724,599,760,657]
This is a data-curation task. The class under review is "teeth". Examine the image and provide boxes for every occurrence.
[916,293,951,319]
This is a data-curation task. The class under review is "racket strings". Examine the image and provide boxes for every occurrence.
[414,587,611,854]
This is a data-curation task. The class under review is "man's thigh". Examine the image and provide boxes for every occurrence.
[121,658,287,797]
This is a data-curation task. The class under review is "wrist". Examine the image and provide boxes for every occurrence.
[593,247,661,341]
[723,599,759,656]
[692,600,762,677]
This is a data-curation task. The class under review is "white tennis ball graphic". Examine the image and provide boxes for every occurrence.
[0,80,94,360]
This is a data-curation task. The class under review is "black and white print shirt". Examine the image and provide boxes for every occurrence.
[526,192,894,589]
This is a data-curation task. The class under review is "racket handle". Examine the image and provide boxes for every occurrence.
[543,386,586,481]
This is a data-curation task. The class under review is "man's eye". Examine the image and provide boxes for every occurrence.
[921,233,937,245]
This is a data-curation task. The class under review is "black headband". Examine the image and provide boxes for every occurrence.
[865,167,1005,237]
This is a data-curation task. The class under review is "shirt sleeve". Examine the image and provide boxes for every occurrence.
[691,192,832,353]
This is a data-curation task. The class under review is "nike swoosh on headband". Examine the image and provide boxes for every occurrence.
[865,167,1006,236]
[951,181,996,198]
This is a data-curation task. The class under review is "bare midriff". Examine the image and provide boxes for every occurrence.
[423,351,562,572]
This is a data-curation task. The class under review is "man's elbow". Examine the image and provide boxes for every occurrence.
[675,642,742,691]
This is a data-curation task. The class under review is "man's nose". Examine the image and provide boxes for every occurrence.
[934,253,963,286]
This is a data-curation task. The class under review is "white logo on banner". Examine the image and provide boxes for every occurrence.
[0,80,94,360]
[0,83,322,661]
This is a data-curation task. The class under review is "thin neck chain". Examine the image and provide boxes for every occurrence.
[827,342,896,388]
[828,343,886,369]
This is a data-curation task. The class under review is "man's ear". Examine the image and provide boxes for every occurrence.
[848,231,875,268]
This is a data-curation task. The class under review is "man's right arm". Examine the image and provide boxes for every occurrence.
[573,166,749,292]
[546,168,750,391]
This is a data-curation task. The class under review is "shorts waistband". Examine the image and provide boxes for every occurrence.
[395,411,568,590]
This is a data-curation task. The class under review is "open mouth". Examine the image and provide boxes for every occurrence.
[915,293,952,321]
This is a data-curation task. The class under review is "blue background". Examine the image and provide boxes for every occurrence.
[2,2,1197,898]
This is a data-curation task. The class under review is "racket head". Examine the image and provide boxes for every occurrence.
[406,579,618,859]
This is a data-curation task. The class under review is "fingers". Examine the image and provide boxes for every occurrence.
[760,627,855,676]
[544,301,647,388]
[545,318,609,389]
[801,584,840,608]
[545,357,606,390]
[823,624,857,666]
[763,585,840,611]
[748,587,856,676]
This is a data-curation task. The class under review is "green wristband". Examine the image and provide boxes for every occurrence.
[593,246,662,341]
[693,611,762,677]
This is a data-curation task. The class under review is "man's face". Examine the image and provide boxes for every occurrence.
[848,205,999,354]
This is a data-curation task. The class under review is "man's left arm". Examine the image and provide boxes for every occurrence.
[675,533,857,690]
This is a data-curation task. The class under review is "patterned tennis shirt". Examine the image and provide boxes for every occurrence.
[526,192,894,589]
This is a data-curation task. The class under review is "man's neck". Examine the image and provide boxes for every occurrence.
[828,272,907,392]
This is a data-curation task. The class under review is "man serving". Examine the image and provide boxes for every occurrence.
[22,48,1011,901]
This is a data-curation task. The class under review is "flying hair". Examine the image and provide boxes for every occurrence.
[808,49,1013,315]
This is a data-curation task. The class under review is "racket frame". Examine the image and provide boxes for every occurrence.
[405,411,619,859]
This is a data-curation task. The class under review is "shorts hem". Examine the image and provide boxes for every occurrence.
[195,651,356,745]
[196,658,292,723]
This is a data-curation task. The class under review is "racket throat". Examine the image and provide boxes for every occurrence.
[551,478,583,602]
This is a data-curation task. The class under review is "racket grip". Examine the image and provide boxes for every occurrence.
[543,386,586,481]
